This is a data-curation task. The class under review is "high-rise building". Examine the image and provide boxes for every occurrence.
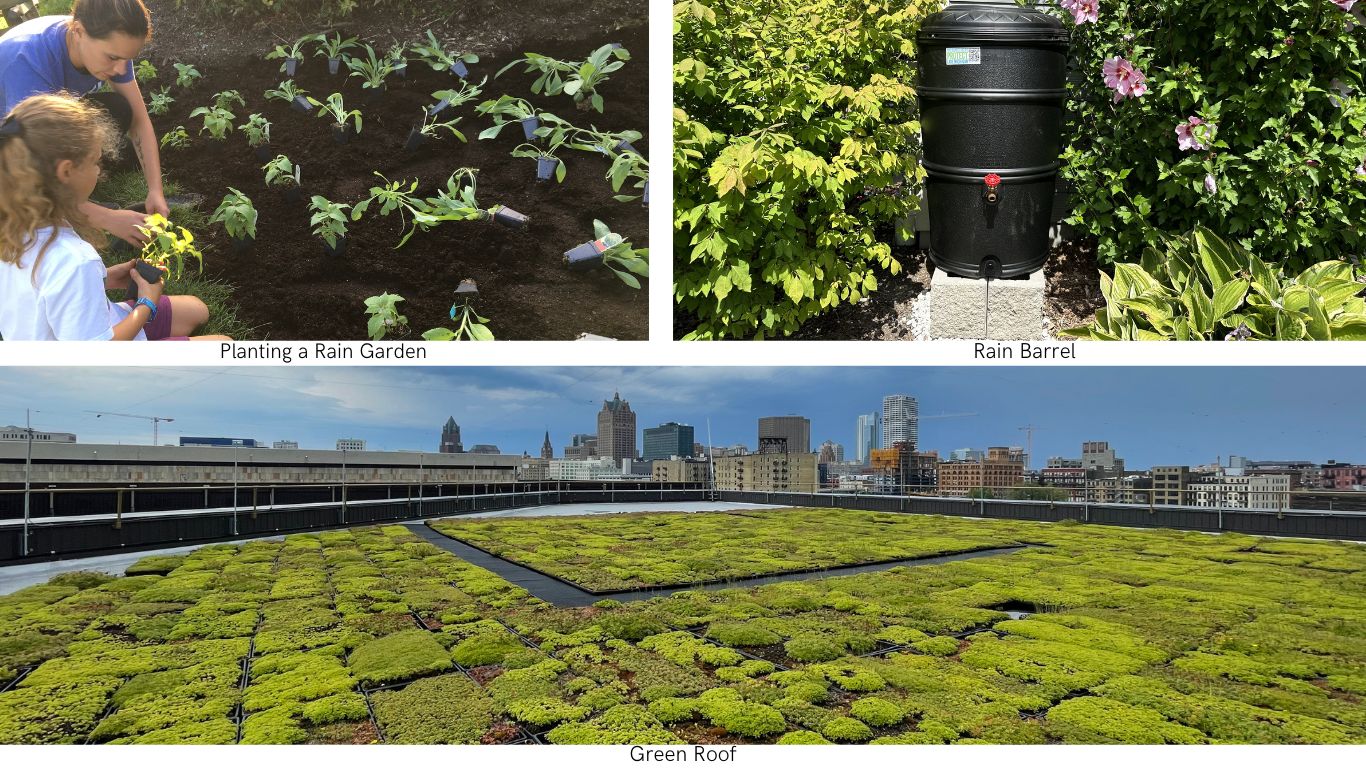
[643,422,695,461]
[596,391,637,461]
[440,417,463,453]
[541,431,553,460]
[882,395,918,451]
[855,412,881,463]
[758,416,810,454]
[817,440,844,464]
[336,439,366,451]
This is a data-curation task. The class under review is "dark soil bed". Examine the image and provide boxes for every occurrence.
[141,4,648,340]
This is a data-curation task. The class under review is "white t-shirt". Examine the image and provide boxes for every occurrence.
[0,226,145,341]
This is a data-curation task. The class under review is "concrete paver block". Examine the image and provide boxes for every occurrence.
[924,268,1048,340]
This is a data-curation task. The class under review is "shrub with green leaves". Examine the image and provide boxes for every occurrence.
[1050,0,1366,269]
[673,0,933,338]
[1064,226,1366,340]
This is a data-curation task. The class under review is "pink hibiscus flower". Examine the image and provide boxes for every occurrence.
[1331,0,1355,11]
[1068,0,1099,24]
[1204,174,1218,195]
[1356,163,1366,177]
[1175,116,1217,151]
[1103,56,1148,102]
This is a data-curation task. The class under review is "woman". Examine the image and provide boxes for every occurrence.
[0,0,166,245]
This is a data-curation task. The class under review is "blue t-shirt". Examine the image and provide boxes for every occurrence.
[0,16,135,116]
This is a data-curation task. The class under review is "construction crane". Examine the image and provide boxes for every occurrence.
[921,412,978,421]
[1018,424,1044,470]
[84,410,175,445]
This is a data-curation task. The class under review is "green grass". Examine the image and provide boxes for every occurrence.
[93,171,256,340]
[1,513,1364,744]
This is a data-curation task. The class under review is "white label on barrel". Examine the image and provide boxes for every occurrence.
[946,47,981,66]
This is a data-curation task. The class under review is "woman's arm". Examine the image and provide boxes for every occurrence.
[110,77,168,217]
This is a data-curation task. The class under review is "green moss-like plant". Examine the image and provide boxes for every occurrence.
[707,621,783,647]
[350,629,454,687]
[911,636,961,657]
[777,730,832,744]
[784,634,844,663]
[545,704,685,745]
[301,692,369,725]
[696,688,787,738]
[451,631,528,667]
[851,697,905,727]
[1044,696,1207,744]
[822,716,874,743]
[648,697,699,724]
[505,697,591,727]
[372,674,499,744]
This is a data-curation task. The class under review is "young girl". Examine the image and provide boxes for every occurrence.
[0,93,229,341]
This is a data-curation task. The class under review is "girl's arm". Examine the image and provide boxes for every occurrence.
[109,268,164,341]
[109,77,168,217]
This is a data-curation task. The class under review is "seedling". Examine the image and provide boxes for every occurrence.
[364,292,408,341]
[571,126,642,158]
[352,173,439,249]
[496,52,575,96]
[135,214,204,280]
[387,42,409,76]
[160,125,190,149]
[315,33,360,75]
[564,219,648,288]
[238,113,272,160]
[172,62,201,89]
[512,121,572,182]
[309,196,351,257]
[208,188,259,251]
[423,168,488,222]
[347,44,395,92]
[412,30,478,78]
[267,34,321,77]
[308,93,362,143]
[476,95,548,141]
[428,78,485,116]
[265,80,312,113]
[134,59,157,82]
[607,151,649,204]
[147,87,174,116]
[407,108,467,152]
[189,104,235,140]
[263,154,303,202]
[211,90,245,111]
[423,280,494,341]
[562,44,630,112]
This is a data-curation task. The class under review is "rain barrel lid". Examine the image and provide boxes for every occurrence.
[918,1,1071,45]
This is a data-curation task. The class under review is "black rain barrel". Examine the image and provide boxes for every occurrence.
[916,1,1070,278]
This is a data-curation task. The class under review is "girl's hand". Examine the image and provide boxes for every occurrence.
[145,190,170,218]
[106,260,136,281]
[130,263,166,305]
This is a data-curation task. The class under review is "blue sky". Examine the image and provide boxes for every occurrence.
[0,367,1361,469]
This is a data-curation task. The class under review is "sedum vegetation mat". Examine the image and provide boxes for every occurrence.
[0,513,1363,744]
[427,508,1029,591]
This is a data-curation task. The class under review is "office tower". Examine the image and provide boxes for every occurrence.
[643,422,695,461]
[758,416,811,454]
[882,395,918,450]
[596,391,637,461]
[440,417,463,453]
[855,412,881,463]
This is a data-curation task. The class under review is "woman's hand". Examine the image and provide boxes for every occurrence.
[87,205,151,246]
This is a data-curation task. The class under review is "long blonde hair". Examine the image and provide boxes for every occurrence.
[0,93,119,280]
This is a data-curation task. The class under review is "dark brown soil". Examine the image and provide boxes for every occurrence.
[1042,237,1105,336]
[141,3,648,340]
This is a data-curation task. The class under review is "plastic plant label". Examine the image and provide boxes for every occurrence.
[946,48,981,66]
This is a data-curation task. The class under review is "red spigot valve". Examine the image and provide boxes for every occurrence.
[984,173,1002,203]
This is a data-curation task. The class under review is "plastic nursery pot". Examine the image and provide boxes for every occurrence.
[292,95,312,113]
[454,278,479,298]
[615,140,639,155]
[535,157,559,181]
[405,128,426,153]
[230,235,255,255]
[333,125,350,145]
[323,236,348,258]
[285,58,299,77]
[563,239,607,269]
[328,57,341,75]
[428,98,451,116]
[123,260,167,302]
[491,206,529,231]
[393,61,407,77]
[282,186,303,204]
[519,116,540,141]
[450,61,469,79]
[361,86,385,106]
[253,144,272,163]
[643,180,650,207]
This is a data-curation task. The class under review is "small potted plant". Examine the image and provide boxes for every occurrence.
[387,42,409,78]
[208,188,259,254]
[265,80,312,113]
[189,102,235,141]
[572,126,643,157]
[147,87,174,116]
[412,30,478,79]
[512,121,571,182]
[238,113,272,161]
[427,78,485,116]
[406,108,467,153]
[308,92,363,144]
[347,44,395,103]
[125,214,204,299]
[476,95,547,141]
[310,196,352,258]
[561,44,630,113]
[495,52,575,96]
[267,34,321,78]
[364,292,408,341]
[351,172,439,249]
[423,280,494,341]
[172,62,201,89]
[563,219,648,288]
[315,33,359,76]
[423,168,528,231]
[263,154,303,203]
[607,151,649,205]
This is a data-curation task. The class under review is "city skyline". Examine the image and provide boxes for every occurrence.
[1,367,1363,468]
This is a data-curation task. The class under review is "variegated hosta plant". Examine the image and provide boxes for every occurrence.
[1065,226,1366,340]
